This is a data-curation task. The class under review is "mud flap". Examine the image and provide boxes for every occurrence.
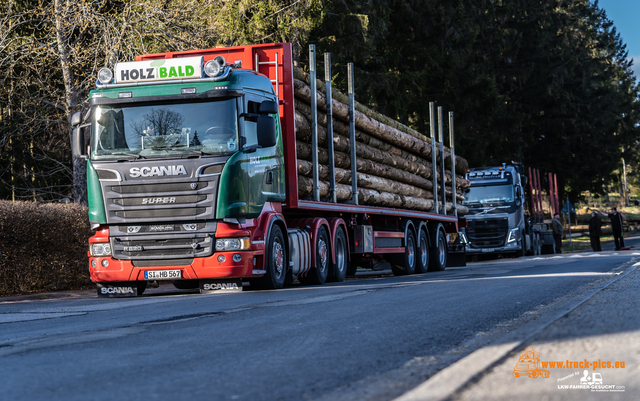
[199,279,243,294]
[96,282,139,298]
[447,243,466,267]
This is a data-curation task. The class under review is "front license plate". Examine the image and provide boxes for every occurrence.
[144,269,181,280]
[481,248,494,253]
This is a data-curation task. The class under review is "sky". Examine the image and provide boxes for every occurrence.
[595,0,640,77]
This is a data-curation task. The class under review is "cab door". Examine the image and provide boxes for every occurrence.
[240,94,285,217]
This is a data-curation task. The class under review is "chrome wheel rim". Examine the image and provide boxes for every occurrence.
[335,235,346,273]
[407,235,415,268]
[438,236,446,266]
[419,235,428,267]
[318,238,328,274]
[273,239,284,279]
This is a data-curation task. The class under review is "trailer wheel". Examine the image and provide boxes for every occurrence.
[300,226,329,285]
[327,227,348,282]
[428,229,448,271]
[255,224,287,289]
[390,229,416,275]
[415,228,430,274]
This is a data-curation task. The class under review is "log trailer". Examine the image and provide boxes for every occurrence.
[71,43,465,297]
[459,163,543,257]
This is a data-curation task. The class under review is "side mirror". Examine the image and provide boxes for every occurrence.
[70,111,82,127]
[257,115,277,148]
[258,100,278,115]
[515,186,522,199]
[72,127,88,159]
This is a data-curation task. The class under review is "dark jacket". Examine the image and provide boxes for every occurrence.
[551,218,563,235]
[589,215,602,237]
[608,212,624,234]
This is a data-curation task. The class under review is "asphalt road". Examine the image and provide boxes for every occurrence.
[1,239,639,401]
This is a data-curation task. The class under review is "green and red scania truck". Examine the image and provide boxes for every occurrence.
[71,43,465,297]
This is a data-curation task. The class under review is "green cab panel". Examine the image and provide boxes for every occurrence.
[87,160,107,224]
[216,118,285,219]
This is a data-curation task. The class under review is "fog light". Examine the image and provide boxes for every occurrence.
[91,259,97,268]
[101,259,109,267]
[218,254,226,263]
[233,254,242,262]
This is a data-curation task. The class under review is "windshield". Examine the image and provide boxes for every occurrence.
[463,184,514,205]
[91,99,238,159]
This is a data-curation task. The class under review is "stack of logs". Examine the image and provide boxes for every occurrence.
[293,67,470,215]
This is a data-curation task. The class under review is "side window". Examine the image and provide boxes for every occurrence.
[243,99,260,146]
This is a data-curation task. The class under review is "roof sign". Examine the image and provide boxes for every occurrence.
[114,56,203,84]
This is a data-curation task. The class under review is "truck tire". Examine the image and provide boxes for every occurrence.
[415,228,430,274]
[256,224,287,289]
[327,227,348,282]
[300,226,329,285]
[390,229,417,275]
[428,229,448,271]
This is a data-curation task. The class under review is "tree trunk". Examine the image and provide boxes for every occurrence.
[293,77,469,175]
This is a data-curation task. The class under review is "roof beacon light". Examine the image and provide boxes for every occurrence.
[98,68,113,85]
[204,59,223,77]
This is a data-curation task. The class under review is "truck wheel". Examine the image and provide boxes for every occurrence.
[390,229,417,275]
[415,228,430,274]
[327,228,348,282]
[300,226,329,285]
[257,224,287,289]
[428,229,448,271]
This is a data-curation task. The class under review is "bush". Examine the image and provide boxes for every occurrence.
[0,200,93,296]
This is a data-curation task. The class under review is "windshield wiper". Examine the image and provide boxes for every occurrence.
[109,152,144,159]
[151,146,206,156]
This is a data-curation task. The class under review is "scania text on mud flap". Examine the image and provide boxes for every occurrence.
[71,43,466,297]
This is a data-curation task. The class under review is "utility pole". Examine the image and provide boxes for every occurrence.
[622,157,629,207]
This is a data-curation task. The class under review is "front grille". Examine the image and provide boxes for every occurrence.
[103,176,218,224]
[111,234,213,260]
[467,218,509,247]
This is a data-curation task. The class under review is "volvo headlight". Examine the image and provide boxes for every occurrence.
[215,237,250,251]
[507,228,519,244]
[91,243,112,256]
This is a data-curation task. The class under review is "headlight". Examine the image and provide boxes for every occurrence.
[507,228,519,244]
[91,243,112,256]
[215,237,250,251]
[98,68,113,84]
[459,231,468,244]
[204,59,223,77]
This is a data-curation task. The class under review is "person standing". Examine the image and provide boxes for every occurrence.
[594,207,626,250]
[608,207,625,250]
[551,213,563,253]
[588,211,602,252]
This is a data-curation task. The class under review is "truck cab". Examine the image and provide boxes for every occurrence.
[460,164,535,256]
